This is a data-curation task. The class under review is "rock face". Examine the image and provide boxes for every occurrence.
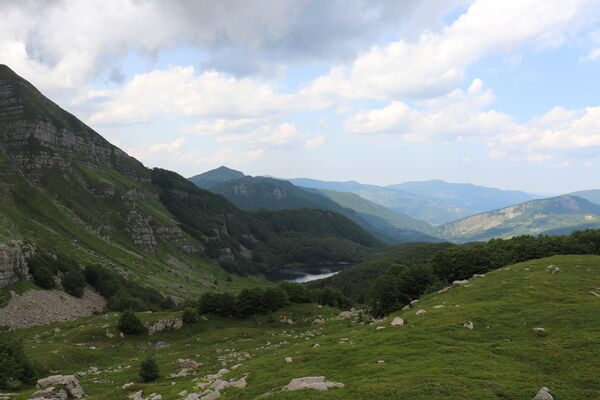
[36,375,84,398]
[0,241,28,289]
[533,387,553,399]
[284,376,344,391]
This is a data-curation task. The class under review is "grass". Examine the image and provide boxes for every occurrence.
[3,254,599,399]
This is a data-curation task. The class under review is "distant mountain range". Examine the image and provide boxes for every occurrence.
[436,195,600,242]
[189,168,438,244]
[288,178,537,225]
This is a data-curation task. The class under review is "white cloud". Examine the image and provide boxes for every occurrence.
[87,66,292,125]
[300,0,591,105]
[304,135,325,149]
[488,149,509,159]
[245,149,265,160]
[148,137,186,153]
[580,47,600,61]
[216,122,300,147]
[551,161,571,168]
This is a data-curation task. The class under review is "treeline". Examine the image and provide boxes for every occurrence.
[313,230,600,317]
[196,282,350,318]
[25,252,173,312]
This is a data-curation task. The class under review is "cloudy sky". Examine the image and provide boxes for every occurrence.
[3,0,600,193]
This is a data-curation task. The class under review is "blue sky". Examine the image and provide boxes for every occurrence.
[2,0,600,194]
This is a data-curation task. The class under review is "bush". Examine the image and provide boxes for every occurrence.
[182,307,198,323]
[118,310,146,335]
[62,269,86,298]
[139,356,160,382]
[277,281,310,303]
[0,336,37,390]
[31,265,55,289]
[198,292,235,317]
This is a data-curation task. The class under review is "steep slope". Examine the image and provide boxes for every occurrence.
[437,195,600,242]
[569,189,600,205]
[289,178,473,224]
[389,179,536,213]
[8,254,600,399]
[0,65,380,297]
[198,174,438,244]
[188,166,245,188]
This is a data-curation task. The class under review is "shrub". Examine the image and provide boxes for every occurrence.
[0,336,37,390]
[31,265,55,289]
[277,281,310,303]
[62,269,86,298]
[118,310,146,335]
[139,356,160,382]
[182,307,198,323]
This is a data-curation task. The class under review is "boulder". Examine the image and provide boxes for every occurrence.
[231,377,247,389]
[533,387,553,399]
[415,309,426,316]
[313,343,320,348]
[211,379,229,391]
[463,321,473,330]
[312,318,324,325]
[376,326,385,330]
[401,304,411,311]
[452,280,469,287]
[390,317,404,327]
[36,375,84,399]
[284,376,344,391]
[201,390,220,400]
[285,357,293,363]
[337,311,353,319]
[472,274,485,279]
[177,359,201,369]
[410,299,419,305]
[533,327,546,333]
[30,387,68,399]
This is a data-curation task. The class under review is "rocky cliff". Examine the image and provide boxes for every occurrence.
[0,241,28,289]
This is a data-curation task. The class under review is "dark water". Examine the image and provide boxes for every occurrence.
[266,264,351,283]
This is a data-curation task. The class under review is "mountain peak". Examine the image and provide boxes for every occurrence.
[188,166,245,188]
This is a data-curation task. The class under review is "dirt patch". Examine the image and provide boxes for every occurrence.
[0,287,105,329]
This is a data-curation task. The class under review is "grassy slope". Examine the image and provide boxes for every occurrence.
[7,254,600,399]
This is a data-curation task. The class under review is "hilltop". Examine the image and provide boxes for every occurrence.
[436,195,600,242]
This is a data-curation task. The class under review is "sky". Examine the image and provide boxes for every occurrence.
[2,0,600,194]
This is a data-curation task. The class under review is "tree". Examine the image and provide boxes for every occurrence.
[139,356,160,382]
[0,336,37,390]
[118,310,146,335]
[182,307,198,323]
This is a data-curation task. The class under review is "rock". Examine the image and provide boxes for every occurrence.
[285,357,293,363]
[146,318,183,335]
[279,316,294,324]
[376,326,385,330]
[211,379,229,391]
[184,394,201,400]
[533,387,553,399]
[130,391,144,400]
[390,317,404,327]
[177,359,201,369]
[433,305,444,309]
[415,309,426,316]
[312,318,324,325]
[533,327,546,333]
[551,266,561,274]
[452,280,469,287]
[284,376,344,391]
[0,241,28,289]
[122,382,134,389]
[463,321,473,330]
[410,299,419,305]
[178,391,188,397]
[36,375,84,398]
[154,341,171,349]
[231,364,242,369]
[472,274,485,279]
[591,291,600,297]
[377,360,385,364]
[30,387,68,399]
[201,390,220,400]
[313,343,320,348]
[217,369,229,377]
[401,304,411,311]
[337,311,353,319]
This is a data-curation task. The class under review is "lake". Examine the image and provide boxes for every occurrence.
[266,264,351,283]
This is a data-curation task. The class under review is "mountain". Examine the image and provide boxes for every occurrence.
[569,189,600,205]
[195,173,439,244]
[389,179,537,213]
[188,166,245,188]
[289,178,474,224]
[0,65,380,297]
[436,195,600,242]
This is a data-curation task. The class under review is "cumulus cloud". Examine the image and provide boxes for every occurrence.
[300,0,593,104]
[304,135,325,149]
[88,66,293,125]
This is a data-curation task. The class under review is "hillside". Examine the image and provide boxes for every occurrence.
[437,195,600,242]
[194,173,438,244]
[188,166,245,189]
[389,179,536,214]
[0,64,380,299]
[4,254,599,399]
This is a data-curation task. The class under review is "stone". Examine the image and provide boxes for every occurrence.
[279,316,294,324]
[30,387,68,399]
[337,311,352,319]
[312,318,324,325]
[200,390,220,400]
[36,375,84,399]
[285,357,293,363]
[154,341,171,349]
[211,379,229,391]
[401,304,411,311]
[410,299,419,305]
[230,377,247,389]
[313,343,320,348]
[377,360,385,364]
[415,309,426,316]
[178,391,188,397]
[472,274,485,279]
[376,326,385,330]
[533,327,546,333]
[463,321,473,330]
[122,382,134,389]
[177,359,201,369]
[433,305,444,309]
[390,317,404,327]
[452,280,469,287]
[146,318,183,335]
[284,376,344,391]
[533,387,553,399]
[591,291,600,297]
[130,391,143,400]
